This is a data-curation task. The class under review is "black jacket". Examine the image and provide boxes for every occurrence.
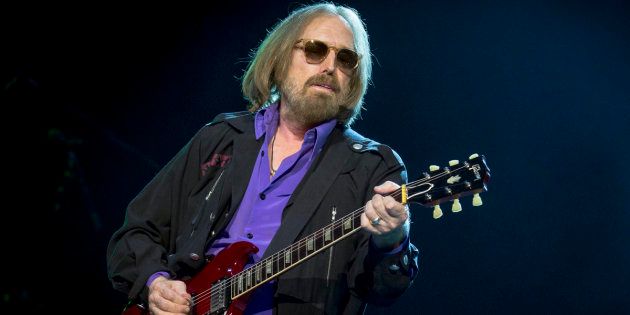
[107,112,419,314]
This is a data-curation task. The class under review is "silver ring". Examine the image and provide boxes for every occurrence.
[370,216,381,226]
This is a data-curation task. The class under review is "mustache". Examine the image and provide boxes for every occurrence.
[305,74,340,92]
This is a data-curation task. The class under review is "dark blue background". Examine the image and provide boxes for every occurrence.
[2,1,629,314]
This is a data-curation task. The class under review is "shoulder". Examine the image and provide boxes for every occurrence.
[206,111,254,129]
[195,111,255,136]
[340,128,405,170]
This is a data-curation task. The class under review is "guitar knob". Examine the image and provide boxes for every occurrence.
[433,204,443,219]
[472,193,483,206]
[448,160,459,166]
[429,165,440,172]
[452,198,462,212]
[469,153,479,160]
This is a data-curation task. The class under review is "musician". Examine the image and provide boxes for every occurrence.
[107,3,419,314]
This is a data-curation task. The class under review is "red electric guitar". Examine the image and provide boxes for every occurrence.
[123,154,491,315]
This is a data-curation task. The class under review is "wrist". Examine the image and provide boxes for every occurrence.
[149,276,167,290]
[372,221,410,250]
[147,272,171,289]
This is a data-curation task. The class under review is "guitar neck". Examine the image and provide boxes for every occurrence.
[229,206,365,299]
[227,154,490,300]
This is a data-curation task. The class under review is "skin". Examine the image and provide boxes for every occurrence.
[147,14,409,315]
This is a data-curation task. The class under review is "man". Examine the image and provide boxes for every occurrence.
[107,3,419,314]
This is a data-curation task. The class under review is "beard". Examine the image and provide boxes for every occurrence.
[279,73,350,127]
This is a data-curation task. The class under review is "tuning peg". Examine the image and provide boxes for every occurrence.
[448,160,459,166]
[452,198,462,212]
[429,165,440,172]
[472,193,483,206]
[469,153,479,160]
[433,204,443,219]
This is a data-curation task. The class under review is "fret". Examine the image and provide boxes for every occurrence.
[298,239,306,259]
[333,224,343,239]
[231,279,234,299]
[353,213,361,229]
[238,275,243,293]
[291,246,299,264]
[316,232,324,250]
[275,254,279,274]
[344,217,352,231]
[277,252,284,271]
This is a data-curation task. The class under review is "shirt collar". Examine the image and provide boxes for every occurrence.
[254,102,337,153]
[254,103,278,140]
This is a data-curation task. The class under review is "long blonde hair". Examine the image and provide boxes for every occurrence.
[241,2,371,126]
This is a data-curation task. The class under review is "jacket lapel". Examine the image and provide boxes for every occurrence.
[227,116,263,214]
[263,127,350,258]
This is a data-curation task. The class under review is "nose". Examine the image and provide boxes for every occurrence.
[319,50,337,74]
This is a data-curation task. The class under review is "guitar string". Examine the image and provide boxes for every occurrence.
[190,164,472,309]
[193,165,471,309]
[195,164,472,309]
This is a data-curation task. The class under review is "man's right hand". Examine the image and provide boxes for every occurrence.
[148,276,192,315]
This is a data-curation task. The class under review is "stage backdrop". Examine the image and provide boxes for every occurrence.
[2,1,628,314]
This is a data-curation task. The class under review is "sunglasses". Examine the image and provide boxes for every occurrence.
[295,39,361,74]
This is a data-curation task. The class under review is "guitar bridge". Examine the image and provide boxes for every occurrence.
[209,278,229,314]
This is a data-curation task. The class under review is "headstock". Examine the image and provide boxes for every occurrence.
[402,153,491,219]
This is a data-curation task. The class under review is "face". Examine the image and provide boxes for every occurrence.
[279,15,355,127]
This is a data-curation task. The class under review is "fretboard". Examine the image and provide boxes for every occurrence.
[228,207,364,299]
[225,154,490,300]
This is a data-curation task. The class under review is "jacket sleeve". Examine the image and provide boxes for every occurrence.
[347,144,420,307]
[105,125,210,300]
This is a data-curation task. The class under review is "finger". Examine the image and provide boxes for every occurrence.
[362,200,377,228]
[382,196,407,219]
[368,198,389,225]
[161,287,191,310]
[363,200,392,234]
[361,201,381,232]
[148,303,167,315]
[151,294,190,314]
[148,293,168,315]
[374,181,400,194]
[370,194,392,225]
[167,280,192,304]
[360,212,382,235]
[151,283,191,314]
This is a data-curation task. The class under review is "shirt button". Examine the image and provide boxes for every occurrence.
[189,253,200,261]
[352,143,363,150]
[259,193,266,200]
[247,233,254,239]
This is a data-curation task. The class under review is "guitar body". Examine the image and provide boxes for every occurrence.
[123,241,259,315]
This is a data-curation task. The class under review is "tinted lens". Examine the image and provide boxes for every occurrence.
[303,40,329,63]
[336,49,359,70]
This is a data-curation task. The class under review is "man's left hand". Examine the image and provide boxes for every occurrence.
[361,181,410,250]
